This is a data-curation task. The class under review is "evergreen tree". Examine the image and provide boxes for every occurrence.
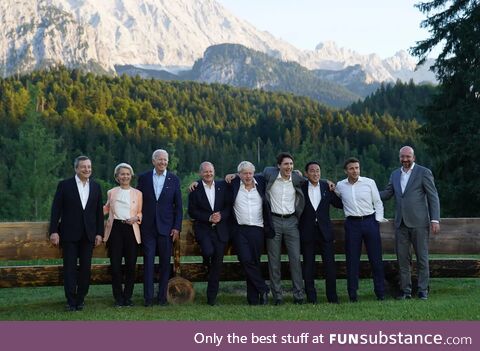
[411,0,480,216]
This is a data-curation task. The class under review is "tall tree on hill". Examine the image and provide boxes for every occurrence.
[7,87,65,220]
[411,0,480,216]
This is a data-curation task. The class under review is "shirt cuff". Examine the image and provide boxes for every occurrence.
[431,220,440,224]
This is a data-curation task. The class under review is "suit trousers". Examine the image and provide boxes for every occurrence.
[108,220,138,303]
[301,225,338,303]
[196,226,226,302]
[62,235,95,306]
[267,216,304,301]
[396,223,430,294]
[344,216,385,299]
[233,225,269,304]
[142,233,172,304]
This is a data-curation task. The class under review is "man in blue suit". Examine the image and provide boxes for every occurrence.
[49,156,104,311]
[137,149,182,306]
[380,146,440,300]
[188,161,231,305]
[230,161,272,305]
[299,161,343,304]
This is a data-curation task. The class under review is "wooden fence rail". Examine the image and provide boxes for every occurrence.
[0,219,479,288]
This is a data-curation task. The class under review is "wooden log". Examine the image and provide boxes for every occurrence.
[1,258,478,288]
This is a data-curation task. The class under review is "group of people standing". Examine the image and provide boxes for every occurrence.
[49,146,440,311]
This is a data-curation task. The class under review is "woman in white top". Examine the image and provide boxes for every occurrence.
[104,163,143,307]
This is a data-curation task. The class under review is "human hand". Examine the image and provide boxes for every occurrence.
[188,181,198,192]
[95,235,103,247]
[170,229,180,241]
[50,233,60,247]
[224,174,236,183]
[431,222,440,234]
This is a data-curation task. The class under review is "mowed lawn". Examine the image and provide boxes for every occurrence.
[0,278,478,321]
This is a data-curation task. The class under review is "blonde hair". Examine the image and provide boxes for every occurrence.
[114,162,134,181]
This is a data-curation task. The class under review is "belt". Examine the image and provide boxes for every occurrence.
[114,219,131,225]
[271,212,295,219]
[346,213,375,220]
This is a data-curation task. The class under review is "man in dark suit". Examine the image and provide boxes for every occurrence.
[137,149,183,306]
[49,156,104,311]
[299,161,343,304]
[380,146,440,300]
[188,161,231,305]
[230,161,272,305]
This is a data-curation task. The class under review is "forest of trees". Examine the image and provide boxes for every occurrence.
[0,67,429,221]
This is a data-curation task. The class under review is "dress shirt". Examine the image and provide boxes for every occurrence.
[269,173,295,215]
[335,176,385,222]
[153,169,166,200]
[202,181,216,211]
[400,162,415,193]
[308,181,322,210]
[113,188,131,220]
[75,175,89,210]
[234,180,263,227]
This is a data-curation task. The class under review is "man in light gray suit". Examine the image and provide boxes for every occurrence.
[262,152,306,305]
[380,146,440,300]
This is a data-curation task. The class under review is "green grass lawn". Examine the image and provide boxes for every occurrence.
[0,278,478,321]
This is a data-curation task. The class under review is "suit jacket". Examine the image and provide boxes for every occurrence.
[49,176,104,242]
[230,176,275,238]
[188,180,231,243]
[299,180,343,242]
[380,164,440,228]
[137,170,183,236]
[261,166,306,218]
[103,187,143,244]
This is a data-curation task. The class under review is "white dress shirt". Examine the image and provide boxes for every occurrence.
[335,176,385,222]
[234,180,263,227]
[400,162,415,193]
[269,173,295,215]
[203,180,216,211]
[308,181,322,210]
[75,175,89,210]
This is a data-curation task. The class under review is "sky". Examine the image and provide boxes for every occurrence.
[216,0,431,58]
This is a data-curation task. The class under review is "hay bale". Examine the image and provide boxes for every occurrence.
[167,276,195,304]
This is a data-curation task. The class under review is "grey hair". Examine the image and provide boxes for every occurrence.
[114,162,134,180]
[237,161,255,173]
[399,145,415,156]
[199,161,214,172]
[74,155,90,169]
[152,149,169,160]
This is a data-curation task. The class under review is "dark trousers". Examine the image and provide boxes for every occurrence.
[108,220,138,303]
[196,227,226,302]
[62,235,95,306]
[344,216,385,299]
[301,225,338,303]
[142,232,172,304]
[233,225,269,304]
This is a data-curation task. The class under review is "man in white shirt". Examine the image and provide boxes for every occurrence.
[335,157,385,302]
[188,162,231,305]
[230,161,271,305]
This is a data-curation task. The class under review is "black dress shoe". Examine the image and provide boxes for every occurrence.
[114,300,123,308]
[158,300,168,306]
[144,300,153,307]
[377,296,385,301]
[396,293,412,300]
[259,292,269,305]
[349,296,358,303]
[207,298,217,306]
[76,303,85,311]
[293,298,304,305]
[124,299,134,307]
[307,298,317,305]
[274,299,283,306]
[65,304,77,312]
[418,292,428,300]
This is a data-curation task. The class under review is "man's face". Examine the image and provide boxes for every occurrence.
[239,168,254,186]
[200,163,215,185]
[75,159,92,182]
[152,152,168,173]
[306,164,321,185]
[345,162,360,182]
[278,157,293,179]
[399,148,415,170]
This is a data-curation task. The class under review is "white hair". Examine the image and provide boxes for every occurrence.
[114,162,134,180]
[237,160,255,173]
[152,149,169,160]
